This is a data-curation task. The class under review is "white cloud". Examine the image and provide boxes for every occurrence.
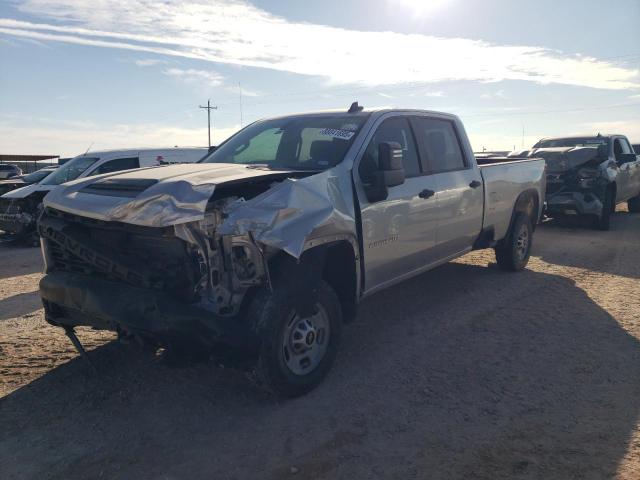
[0,1,637,90]
[239,87,260,98]
[164,67,225,87]
[480,89,507,100]
[0,120,240,156]
[134,58,166,67]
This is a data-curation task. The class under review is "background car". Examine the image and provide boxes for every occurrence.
[0,164,23,179]
[0,166,57,196]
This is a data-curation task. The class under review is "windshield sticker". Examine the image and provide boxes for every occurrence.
[586,139,606,144]
[340,123,359,132]
[319,128,355,140]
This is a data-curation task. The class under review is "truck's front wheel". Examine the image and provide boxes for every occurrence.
[494,213,533,271]
[251,281,342,398]
[628,193,640,213]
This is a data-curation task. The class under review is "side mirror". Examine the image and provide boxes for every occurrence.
[617,153,637,165]
[364,141,406,202]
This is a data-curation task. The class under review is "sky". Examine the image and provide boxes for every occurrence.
[0,0,639,157]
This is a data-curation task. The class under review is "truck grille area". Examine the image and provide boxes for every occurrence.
[0,198,19,215]
[40,208,203,302]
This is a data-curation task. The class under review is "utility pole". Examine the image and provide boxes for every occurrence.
[199,99,217,148]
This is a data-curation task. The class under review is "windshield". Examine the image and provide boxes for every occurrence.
[201,115,367,170]
[40,157,99,185]
[534,137,610,149]
[23,169,55,183]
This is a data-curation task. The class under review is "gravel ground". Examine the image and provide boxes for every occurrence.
[1,207,639,479]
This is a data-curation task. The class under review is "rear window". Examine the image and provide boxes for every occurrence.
[413,117,466,172]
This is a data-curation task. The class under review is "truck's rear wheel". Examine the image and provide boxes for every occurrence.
[251,281,342,398]
[494,213,533,271]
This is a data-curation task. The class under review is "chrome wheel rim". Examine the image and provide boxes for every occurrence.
[282,304,330,376]
[515,224,529,259]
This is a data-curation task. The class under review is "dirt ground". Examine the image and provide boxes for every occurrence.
[1,208,639,480]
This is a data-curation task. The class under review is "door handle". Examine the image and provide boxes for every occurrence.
[418,189,435,199]
[469,180,482,189]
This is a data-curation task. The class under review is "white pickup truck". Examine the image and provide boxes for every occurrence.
[38,106,546,397]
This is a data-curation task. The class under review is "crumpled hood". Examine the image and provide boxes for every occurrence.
[43,163,297,227]
[531,146,602,173]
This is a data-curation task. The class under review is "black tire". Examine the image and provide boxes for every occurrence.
[250,280,342,398]
[593,188,614,230]
[494,213,533,271]
[628,194,640,213]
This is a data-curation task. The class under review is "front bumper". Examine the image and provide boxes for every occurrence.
[545,191,603,217]
[0,213,33,235]
[40,271,257,350]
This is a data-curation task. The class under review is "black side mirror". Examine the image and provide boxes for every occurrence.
[617,153,637,165]
[364,141,406,202]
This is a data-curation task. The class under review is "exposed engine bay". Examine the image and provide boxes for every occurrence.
[532,146,611,216]
[39,165,348,324]
[0,191,47,238]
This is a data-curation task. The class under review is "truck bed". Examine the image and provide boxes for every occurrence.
[475,156,533,165]
[478,157,546,240]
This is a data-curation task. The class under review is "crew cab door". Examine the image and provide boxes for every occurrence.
[411,116,484,258]
[356,115,440,293]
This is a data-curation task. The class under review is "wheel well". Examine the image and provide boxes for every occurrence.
[322,242,358,323]
[512,190,540,232]
[264,242,358,323]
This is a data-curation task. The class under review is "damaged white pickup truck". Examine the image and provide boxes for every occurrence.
[39,105,546,397]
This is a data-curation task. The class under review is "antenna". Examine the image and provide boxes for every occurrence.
[84,142,94,155]
[348,101,363,113]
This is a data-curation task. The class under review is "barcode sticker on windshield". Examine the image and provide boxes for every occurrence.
[319,128,355,140]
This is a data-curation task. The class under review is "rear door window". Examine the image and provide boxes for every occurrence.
[93,157,140,175]
[412,117,467,173]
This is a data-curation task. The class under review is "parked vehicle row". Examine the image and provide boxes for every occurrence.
[2,104,637,397]
[0,148,208,244]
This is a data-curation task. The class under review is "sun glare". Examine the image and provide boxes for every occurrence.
[393,0,453,15]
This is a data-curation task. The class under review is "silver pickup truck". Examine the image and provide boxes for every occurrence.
[38,106,545,397]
